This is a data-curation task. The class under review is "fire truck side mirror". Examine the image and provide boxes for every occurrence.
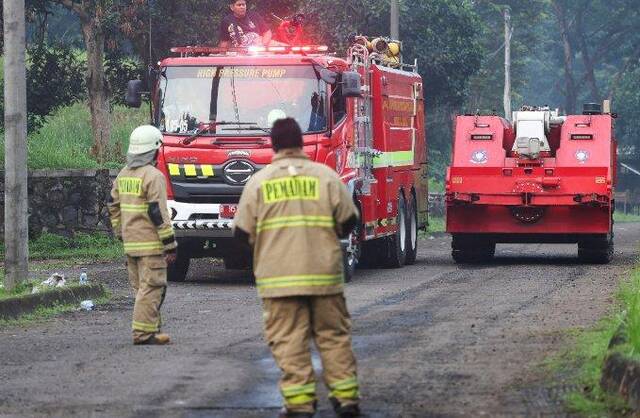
[318,67,337,85]
[341,72,362,98]
[125,80,143,108]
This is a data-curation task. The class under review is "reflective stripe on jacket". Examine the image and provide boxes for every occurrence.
[108,165,177,257]
[234,149,358,298]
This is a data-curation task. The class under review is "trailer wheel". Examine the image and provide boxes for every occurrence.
[404,192,419,265]
[168,251,190,282]
[578,235,613,264]
[381,192,408,268]
[451,235,495,264]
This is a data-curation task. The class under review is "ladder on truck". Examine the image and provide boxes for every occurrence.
[347,39,418,196]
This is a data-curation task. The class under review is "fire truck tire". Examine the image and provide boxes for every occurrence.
[167,252,190,282]
[578,235,613,264]
[342,218,362,282]
[404,192,419,265]
[451,235,495,264]
[381,193,408,268]
[342,248,355,283]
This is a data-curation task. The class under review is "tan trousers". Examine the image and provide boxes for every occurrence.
[126,255,167,343]
[262,294,359,413]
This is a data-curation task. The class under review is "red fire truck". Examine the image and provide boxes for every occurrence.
[126,38,428,282]
[446,104,617,263]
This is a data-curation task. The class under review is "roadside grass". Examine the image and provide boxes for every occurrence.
[0,292,111,327]
[428,216,445,234]
[0,232,123,263]
[615,212,640,223]
[549,267,640,416]
[0,102,148,169]
[0,278,33,300]
[25,232,123,262]
[0,282,85,301]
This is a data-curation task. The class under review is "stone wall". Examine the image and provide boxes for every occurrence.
[0,169,118,239]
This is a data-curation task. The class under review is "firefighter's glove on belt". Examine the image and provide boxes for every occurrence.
[148,202,164,226]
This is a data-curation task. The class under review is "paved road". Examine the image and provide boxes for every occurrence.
[1,224,638,418]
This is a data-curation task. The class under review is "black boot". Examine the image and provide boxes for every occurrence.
[329,397,361,418]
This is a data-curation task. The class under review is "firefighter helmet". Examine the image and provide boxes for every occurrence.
[128,125,163,155]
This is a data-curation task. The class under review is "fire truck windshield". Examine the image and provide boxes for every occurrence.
[159,65,328,136]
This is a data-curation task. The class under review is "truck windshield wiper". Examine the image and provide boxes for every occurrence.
[181,121,257,145]
[220,126,271,134]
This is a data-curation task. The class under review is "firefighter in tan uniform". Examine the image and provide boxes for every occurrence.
[234,118,361,418]
[108,125,177,345]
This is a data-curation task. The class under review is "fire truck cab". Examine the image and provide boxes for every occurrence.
[126,40,428,282]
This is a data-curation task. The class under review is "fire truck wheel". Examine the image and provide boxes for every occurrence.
[578,235,613,264]
[342,221,362,283]
[381,192,408,268]
[451,235,495,264]
[167,252,190,282]
[404,193,419,265]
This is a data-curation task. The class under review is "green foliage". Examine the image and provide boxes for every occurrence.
[549,268,640,416]
[0,232,124,262]
[25,43,86,131]
[614,212,640,223]
[0,279,34,300]
[612,64,640,167]
[427,216,445,233]
[105,49,144,106]
[558,317,629,417]
[618,270,640,356]
[0,102,148,169]
[429,177,444,193]
[467,0,550,114]
[27,232,124,261]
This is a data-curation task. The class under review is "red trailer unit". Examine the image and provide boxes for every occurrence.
[126,37,428,281]
[445,104,617,263]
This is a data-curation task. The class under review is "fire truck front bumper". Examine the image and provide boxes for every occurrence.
[168,200,234,238]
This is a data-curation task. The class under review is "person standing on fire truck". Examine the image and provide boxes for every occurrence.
[234,118,361,418]
[219,0,272,48]
[108,125,177,345]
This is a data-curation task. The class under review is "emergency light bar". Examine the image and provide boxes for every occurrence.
[170,45,330,57]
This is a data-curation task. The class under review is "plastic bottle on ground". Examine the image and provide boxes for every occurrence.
[79,269,88,285]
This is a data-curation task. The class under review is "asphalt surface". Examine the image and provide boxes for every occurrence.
[1,223,639,418]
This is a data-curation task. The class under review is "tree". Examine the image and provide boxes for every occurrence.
[466,0,548,113]
[53,0,118,163]
[26,43,85,130]
[549,0,640,112]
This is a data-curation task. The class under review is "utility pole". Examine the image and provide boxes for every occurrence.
[390,0,399,40]
[3,0,29,291]
[503,7,513,121]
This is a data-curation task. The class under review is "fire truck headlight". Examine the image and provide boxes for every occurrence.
[575,150,590,163]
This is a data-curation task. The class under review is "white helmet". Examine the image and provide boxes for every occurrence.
[128,125,163,155]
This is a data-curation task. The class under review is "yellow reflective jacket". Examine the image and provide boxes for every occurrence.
[108,165,177,257]
[234,149,358,298]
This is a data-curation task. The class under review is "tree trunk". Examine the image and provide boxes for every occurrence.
[80,16,111,164]
[576,7,600,102]
[553,1,577,114]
